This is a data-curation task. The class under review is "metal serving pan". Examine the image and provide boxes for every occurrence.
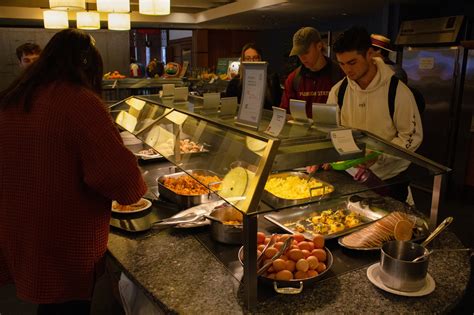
[262,172,334,208]
[157,169,221,208]
[238,245,333,294]
[264,198,389,240]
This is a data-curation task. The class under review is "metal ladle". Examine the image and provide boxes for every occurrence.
[420,216,453,248]
[412,248,472,262]
[410,216,453,262]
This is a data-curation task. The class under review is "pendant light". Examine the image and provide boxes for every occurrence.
[77,11,100,30]
[49,0,85,11]
[96,0,130,13]
[108,13,130,31]
[43,10,69,29]
[139,0,170,16]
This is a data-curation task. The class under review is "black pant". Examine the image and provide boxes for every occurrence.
[37,300,91,315]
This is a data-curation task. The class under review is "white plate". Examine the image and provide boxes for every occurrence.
[111,198,152,214]
[366,263,435,297]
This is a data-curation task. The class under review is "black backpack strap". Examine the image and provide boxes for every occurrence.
[337,77,348,110]
[388,75,399,120]
[292,66,302,93]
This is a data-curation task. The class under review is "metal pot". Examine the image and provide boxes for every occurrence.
[380,240,429,292]
[237,245,333,294]
[206,206,243,244]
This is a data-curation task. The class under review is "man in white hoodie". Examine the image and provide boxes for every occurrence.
[327,26,423,202]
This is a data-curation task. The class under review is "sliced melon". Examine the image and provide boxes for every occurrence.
[246,137,267,153]
[220,166,248,198]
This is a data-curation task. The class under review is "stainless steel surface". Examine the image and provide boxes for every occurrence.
[151,213,205,228]
[421,216,453,247]
[157,169,221,208]
[430,174,443,229]
[262,171,334,208]
[396,16,464,45]
[264,198,385,240]
[402,46,460,167]
[380,240,429,292]
[206,206,243,245]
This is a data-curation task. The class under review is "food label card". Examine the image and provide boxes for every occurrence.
[330,129,362,155]
[264,106,286,137]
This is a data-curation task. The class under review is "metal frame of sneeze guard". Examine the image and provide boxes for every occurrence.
[242,138,280,310]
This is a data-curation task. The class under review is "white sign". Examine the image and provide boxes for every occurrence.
[330,129,362,155]
[203,92,220,111]
[220,97,238,117]
[419,57,435,70]
[264,106,286,137]
[236,62,267,129]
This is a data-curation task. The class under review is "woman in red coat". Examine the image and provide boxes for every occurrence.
[0,29,147,314]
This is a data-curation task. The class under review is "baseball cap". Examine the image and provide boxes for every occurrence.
[370,34,394,52]
[290,27,322,56]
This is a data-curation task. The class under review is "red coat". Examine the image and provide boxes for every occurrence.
[0,82,147,303]
[280,58,343,118]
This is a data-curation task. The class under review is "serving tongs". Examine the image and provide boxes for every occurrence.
[151,213,205,228]
[257,236,294,276]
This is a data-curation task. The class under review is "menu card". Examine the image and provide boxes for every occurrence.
[264,107,286,137]
[236,62,267,129]
[330,129,362,155]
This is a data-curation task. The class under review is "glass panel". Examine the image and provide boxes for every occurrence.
[130,96,449,216]
[136,109,272,213]
[111,97,170,134]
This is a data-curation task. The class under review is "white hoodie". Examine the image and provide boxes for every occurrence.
[327,57,423,180]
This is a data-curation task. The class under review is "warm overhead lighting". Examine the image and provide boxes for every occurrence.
[49,0,85,11]
[43,10,69,29]
[139,0,170,16]
[96,0,130,13]
[76,11,100,30]
[108,13,130,31]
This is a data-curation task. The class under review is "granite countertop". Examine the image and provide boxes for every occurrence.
[108,223,470,314]
[108,161,470,313]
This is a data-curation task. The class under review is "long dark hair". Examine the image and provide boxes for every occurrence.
[0,28,103,111]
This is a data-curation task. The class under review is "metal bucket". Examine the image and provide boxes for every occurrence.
[380,240,429,292]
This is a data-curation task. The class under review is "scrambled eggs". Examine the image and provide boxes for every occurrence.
[265,176,333,199]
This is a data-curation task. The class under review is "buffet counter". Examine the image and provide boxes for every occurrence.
[107,219,470,313]
[106,163,471,314]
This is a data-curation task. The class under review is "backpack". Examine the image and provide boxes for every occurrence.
[337,76,425,119]
[292,62,342,93]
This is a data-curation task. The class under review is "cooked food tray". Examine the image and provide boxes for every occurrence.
[262,172,335,208]
[264,199,389,240]
[157,169,221,208]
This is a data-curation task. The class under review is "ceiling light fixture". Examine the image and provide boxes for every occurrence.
[96,0,130,13]
[139,0,170,16]
[108,13,130,31]
[43,10,69,29]
[77,11,100,30]
[49,0,85,11]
